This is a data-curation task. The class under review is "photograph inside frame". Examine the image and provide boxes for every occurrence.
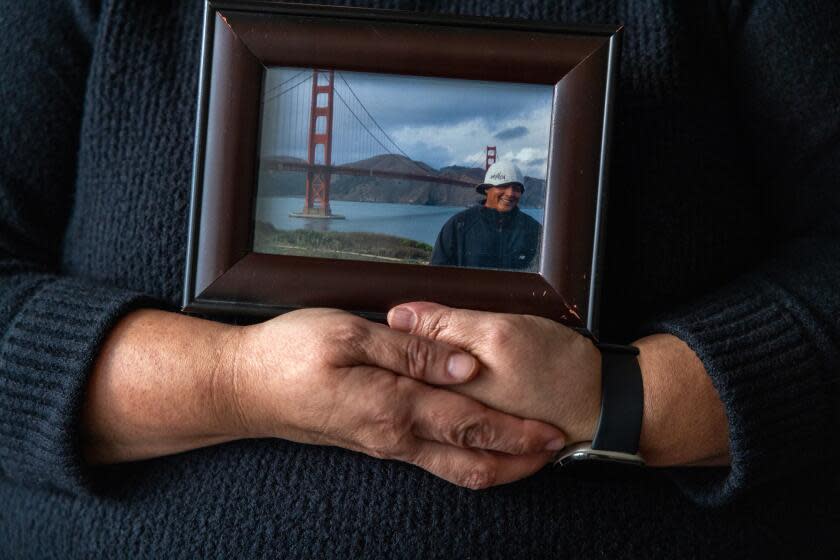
[253,66,553,272]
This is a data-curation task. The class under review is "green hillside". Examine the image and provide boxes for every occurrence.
[253,221,433,265]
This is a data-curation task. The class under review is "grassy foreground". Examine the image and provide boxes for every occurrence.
[253,221,433,264]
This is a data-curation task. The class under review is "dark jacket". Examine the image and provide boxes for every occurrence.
[430,205,542,270]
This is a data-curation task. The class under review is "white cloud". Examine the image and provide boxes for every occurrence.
[390,104,551,179]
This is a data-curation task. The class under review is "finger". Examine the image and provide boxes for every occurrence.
[410,384,566,455]
[387,302,491,351]
[408,439,554,490]
[341,320,479,384]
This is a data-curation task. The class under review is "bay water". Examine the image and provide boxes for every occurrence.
[255,196,545,247]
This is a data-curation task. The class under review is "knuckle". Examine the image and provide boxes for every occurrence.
[451,414,494,449]
[507,431,538,455]
[423,310,452,340]
[484,318,518,347]
[403,336,432,380]
[456,464,497,490]
[327,320,370,357]
[362,391,412,459]
[330,319,369,347]
[515,429,542,454]
[364,421,406,459]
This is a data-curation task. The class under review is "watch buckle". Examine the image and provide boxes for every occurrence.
[553,441,645,467]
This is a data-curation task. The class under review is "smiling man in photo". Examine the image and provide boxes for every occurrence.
[430,161,542,270]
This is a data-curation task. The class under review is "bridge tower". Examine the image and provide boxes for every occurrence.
[485,146,497,170]
[303,69,335,216]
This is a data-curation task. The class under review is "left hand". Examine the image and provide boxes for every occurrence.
[389,302,733,466]
[387,302,602,445]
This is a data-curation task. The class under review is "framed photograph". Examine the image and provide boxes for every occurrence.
[183,0,622,337]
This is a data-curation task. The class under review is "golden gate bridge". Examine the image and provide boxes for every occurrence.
[261,69,498,218]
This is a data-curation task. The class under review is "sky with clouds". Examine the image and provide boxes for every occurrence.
[262,67,553,179]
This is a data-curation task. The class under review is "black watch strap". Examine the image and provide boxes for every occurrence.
[591,343,644,454]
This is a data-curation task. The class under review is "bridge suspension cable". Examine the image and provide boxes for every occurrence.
[333,88,396,160]
[262,68,309,100]
[332,72,434,176]
[262,68,488,181]
[335,72,411,160]
[262,74,313,106]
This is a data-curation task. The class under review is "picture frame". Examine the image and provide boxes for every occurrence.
[183,0,622,337]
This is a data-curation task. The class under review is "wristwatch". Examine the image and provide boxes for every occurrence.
[554,343,645,467]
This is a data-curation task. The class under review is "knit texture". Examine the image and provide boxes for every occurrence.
[1,0,838,557]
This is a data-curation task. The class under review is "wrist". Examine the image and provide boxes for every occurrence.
[557,336,602,443]
[211,322,254,440]
[82,310,249,464]
[633,335,666,463]
[633,334,730,466]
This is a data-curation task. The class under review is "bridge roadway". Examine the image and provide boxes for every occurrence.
[263,157,480,189]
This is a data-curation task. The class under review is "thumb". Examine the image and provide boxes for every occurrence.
[387,302,489,352]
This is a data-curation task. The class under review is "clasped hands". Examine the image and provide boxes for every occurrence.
[83,301,729,488]
[222,302,603,489]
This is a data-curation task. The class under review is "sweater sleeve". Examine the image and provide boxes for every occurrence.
[0,1,157,493]
[642,0,840,506]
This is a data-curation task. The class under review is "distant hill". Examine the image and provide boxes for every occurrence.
[438,165,485,184]
[258,154,546,208]
[348,153,436,174]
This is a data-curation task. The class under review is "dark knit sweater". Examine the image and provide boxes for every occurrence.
[1,0,838,558]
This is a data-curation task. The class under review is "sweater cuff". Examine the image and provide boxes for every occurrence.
[643,279,832,506]
[0,277,158,493]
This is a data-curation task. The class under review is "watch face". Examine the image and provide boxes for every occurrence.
[553,442,645,468]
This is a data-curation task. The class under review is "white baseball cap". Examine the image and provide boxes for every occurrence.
[476,161,525,194]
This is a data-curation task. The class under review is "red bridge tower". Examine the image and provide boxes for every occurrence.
[485,145,497,170]
[301,69,337,217]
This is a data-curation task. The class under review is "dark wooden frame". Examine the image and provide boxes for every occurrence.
[184,0,622,337]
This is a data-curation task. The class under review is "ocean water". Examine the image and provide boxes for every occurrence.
[255,196,545,246]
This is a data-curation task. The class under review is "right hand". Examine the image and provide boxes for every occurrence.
[220,308,567,489]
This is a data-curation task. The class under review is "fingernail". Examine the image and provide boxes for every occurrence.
[446,353,475,381]
[545,438,566,451]
[389,307,416,331]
